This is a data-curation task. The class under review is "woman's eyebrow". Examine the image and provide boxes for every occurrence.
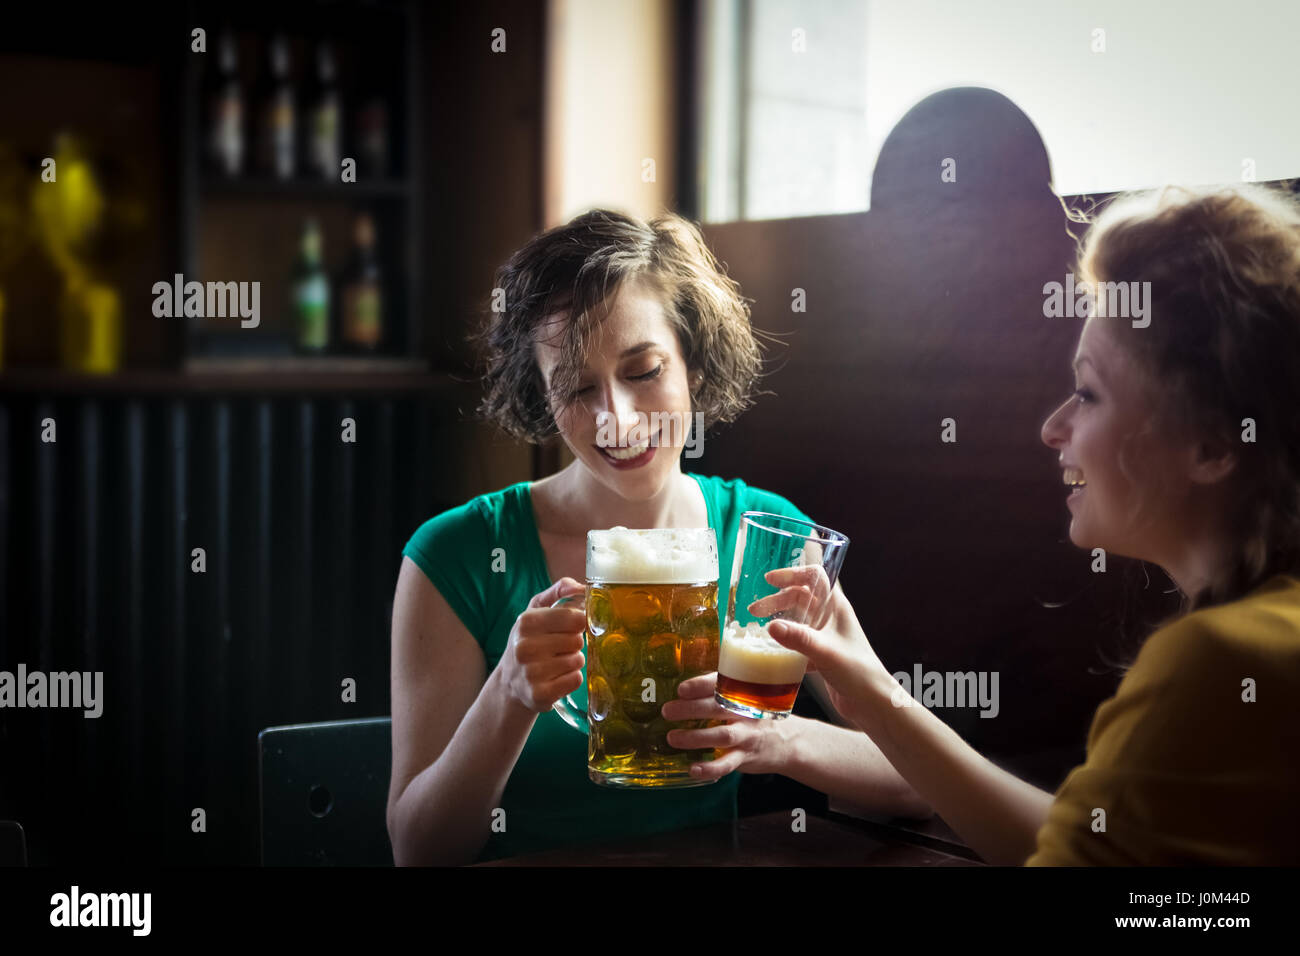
[581,342,664,371]
[618,341,660,358]
[1073,355,1103,381]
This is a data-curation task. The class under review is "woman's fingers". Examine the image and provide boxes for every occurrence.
[764,566,831,602]
[527,650,585,685]
[766,618,836,669]
[519,606,586,640]
[513,626,584,662]
[810,596,835,630]
[748,567,833,624]
[661,693,726,722]
[666,721,741,751]
[536,668,584,705]
[531,576,585,609]
[690,748,746,780]
[661,674,723,719]
[747,585,818,621]
[673,672,718,699]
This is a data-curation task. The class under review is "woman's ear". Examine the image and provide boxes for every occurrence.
[1187,436,1238,486]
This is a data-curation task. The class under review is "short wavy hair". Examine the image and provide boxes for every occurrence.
[471,209,770,444]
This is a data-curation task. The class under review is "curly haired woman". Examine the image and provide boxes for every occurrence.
[387,210,932,865]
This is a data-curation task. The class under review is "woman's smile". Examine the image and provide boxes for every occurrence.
[595,439,657,469]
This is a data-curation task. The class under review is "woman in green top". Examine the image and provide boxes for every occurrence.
[387,209,933,865]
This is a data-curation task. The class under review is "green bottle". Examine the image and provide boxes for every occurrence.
[293,218,329,352]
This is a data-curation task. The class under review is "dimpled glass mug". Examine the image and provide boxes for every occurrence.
[551,526,722,788]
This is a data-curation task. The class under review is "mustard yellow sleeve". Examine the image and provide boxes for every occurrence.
[1025,605,1300,865]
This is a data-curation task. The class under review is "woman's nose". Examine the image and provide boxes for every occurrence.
[590,380,630,414]
[594,397,641,440]
[1040,400,1069,450]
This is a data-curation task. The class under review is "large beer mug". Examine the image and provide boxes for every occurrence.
[551,526,721,788]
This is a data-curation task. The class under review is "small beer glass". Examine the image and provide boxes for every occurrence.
[716,512,849,719]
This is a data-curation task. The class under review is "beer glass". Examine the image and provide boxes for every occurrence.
[716,512,849,719]
[551,527,722,788]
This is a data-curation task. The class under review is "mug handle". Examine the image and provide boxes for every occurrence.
[549,592,589,734]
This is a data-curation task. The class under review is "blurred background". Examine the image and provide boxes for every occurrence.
[1,0,1297,865]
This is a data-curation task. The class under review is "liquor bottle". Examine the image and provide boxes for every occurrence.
[257,35,295,179]
[338,212,383,351]
[356,94,390,178]
[293,219,329,352]
[302,42,341,179]
[206,29,244,176]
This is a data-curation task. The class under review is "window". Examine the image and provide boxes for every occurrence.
[700,0,869,222]
[700,0,1300,220]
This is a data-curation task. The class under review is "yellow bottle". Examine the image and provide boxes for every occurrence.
[31,134,123,374]
[59,277,121,374]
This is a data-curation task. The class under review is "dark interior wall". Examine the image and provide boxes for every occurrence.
[425,0,546,374]
[422,0,546,492]
[697,89,1184,790]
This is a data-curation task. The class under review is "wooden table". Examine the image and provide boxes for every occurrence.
[476,810,986,866]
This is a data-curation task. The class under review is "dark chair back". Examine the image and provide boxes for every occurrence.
[0,821,28,866]
[258,717,393,866]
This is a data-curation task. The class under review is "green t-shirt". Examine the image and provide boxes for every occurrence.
[401,472,815,861]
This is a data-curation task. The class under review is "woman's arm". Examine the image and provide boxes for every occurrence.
[386,557,539,866]
[768,590,1055,865]
[773,579,934,818]
[854,669,1055,864]
[765,714,936,818]
[665,675,935,819]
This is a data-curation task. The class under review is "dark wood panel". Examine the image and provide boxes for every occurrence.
[0,389,455,863]
[426,0,546,371]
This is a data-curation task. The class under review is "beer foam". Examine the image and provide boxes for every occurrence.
[718,620,808,685]
[587,526,718,584]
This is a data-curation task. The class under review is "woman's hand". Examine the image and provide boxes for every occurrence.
[660,673,790,780]
[765,586,896,731]
[746,566,835,628]
[497,578,587,714]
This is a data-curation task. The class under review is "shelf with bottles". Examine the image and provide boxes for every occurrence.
[198,21,407,187]
[180,1,423,362]
[186,203,406,358]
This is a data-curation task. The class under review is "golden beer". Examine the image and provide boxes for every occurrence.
[582,528,720,787]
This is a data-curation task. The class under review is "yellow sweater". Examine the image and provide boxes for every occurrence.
[1026,573,1300,865]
